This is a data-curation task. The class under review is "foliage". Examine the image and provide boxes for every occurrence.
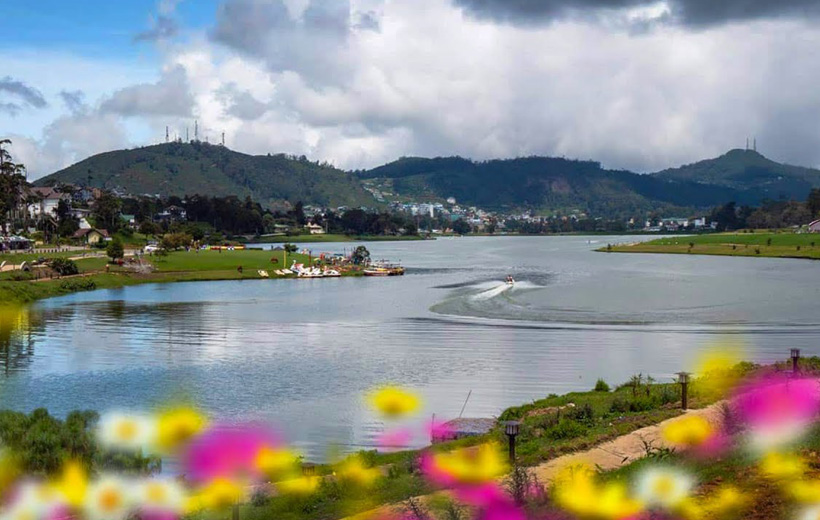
[59,279,97,292]
[352,245,370,265]
[92,190,122,233]
[47,257,79,276]
[0,139,27,233]
[451,219,471,235]
[594,379,611,392]
[159,232,193,251]
[283,243,298,253]
[106,237,124,261]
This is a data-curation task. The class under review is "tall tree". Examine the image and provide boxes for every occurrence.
[92,190,122,232]
[0,139,28,234]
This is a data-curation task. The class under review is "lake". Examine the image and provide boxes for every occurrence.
[1,236,818,460]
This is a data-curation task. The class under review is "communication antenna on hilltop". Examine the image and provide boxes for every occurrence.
[186,127,189,143]
[221,131,225,147]
[195,120,199,142]
[754,137,757,152]
[166,126,169,143]
[746,137,749,151]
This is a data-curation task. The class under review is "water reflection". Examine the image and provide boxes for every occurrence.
[0,305,40,374]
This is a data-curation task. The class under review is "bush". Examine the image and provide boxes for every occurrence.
[610,397,630,414]
[594,379,610,392]
[59,279,97,292]
[545,419,587,440]
[628,397,655,412]
[566,403,596,427]
[160,232,193,251]
[106,238,124,261]
[47,258,79,276]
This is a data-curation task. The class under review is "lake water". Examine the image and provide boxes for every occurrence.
[1,236,818,460]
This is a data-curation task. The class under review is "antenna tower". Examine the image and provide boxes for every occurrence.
[186,127,189,142]
[195,120,199,142]
[222,132,225,147]
[166,126,169,143]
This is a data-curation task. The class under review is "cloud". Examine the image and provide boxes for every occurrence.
[59,90,86,113]
[0,76,47,116]
[452,0,820,28]
[215,84,271,120]
[134,15,179,42]
[100,66,195,117]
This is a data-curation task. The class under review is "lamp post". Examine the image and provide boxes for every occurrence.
[791,349,801,375]
[504,420,521,464]
[677,372,691,411]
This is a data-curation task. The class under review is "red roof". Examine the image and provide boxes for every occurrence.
[73,228,109,238]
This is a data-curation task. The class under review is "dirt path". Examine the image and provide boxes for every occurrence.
[343,403,727,520]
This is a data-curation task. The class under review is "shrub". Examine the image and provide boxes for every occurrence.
[545,419,587,440]
[47,258,79,276]
[594,379,610,392]
[628,398,655,412]
[59,279,97,292]
[106,238,124,261]
[566,403,596,426]
[610,397,630,414]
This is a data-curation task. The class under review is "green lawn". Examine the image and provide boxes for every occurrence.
[245,234,425,244]
[149,249,312,272]
[604,232,820,260]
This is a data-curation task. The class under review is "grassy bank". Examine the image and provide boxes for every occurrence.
[601,232,820,260]
[242,234,427,244]
[0,249,350,303]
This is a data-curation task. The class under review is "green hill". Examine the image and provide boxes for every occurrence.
[653,149,820,200]
[35,142,376,208]
[360,156,764,217]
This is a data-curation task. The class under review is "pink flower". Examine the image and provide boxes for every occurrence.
[182,424,280,483]
[377,428,412,451]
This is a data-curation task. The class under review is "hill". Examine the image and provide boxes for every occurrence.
[35,142,376,208]
[653,149,820,200]
[360,156,765,217]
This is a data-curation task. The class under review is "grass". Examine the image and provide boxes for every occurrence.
[0,249,355,303]
[602,231,820,260]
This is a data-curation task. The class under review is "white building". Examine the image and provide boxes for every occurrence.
[27,187,68,219]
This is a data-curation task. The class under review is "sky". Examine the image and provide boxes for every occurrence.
[3,0,820,180]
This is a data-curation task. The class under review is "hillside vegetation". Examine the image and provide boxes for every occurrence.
[36,142,375,208]
[654,149,820,200]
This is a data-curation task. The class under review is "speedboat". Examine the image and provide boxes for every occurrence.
[505,275,515,286]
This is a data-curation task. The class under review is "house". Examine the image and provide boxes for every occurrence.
[0,235,33,252]
[305,223,325,235]
[73,228,109,245]
[809,219,820,233]
[27,187,69,219]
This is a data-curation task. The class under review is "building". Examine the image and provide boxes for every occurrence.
[27,187,69,219]
[73,228,109,245]
[809,219,820,233]
[305,223,325,235]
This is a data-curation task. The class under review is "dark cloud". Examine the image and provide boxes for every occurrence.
[216,84,270,120]
[354,11,381,31]
[134,15,179,42]
[452,0,820,27]
[0,76,47,115]
[100,66,194,117]
[59,90,86,113]
[210,0,292,58]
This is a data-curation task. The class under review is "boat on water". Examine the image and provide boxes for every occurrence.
[322,268,341,277]
[505,275,515,286]
[363,262,405,277]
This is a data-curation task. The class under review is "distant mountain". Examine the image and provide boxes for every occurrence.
[35,142,375,208]
[653,149,820,200]
[360,156,766,217]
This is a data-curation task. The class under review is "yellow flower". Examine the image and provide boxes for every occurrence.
[788,480,820,504]
[430,444,507,484]
[553,464,643,519]
[195,478,243,510]
[155,407,207,453]
[255,447,301,479]
[759,451,806,481]
[277,476,320,495]
[662,415,714,447]
[84,476,135,520]
[336,457,381,487]
[367,386,421,418]
[694,344,743,399]
[0,449,21,495]
[52,460,89,508]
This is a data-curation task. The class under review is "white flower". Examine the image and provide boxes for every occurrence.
[137,478,187,514]
[84,476,135,520]
[634,466,695,509]
[1,482,61,520]
[97,412,156,452]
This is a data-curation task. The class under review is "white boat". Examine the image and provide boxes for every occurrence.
[322,268,341,277]
[258,270,270,278]
[505,275,515,286]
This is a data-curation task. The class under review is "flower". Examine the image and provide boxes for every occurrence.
[84,476,135,520]
[788,480,820,504]
[97,412,156,452]
[553,464,643,520]
[137,478,187,514]
[798,505,820,520]
[155,407,207,454]
[662,415,714,447]
[694,344,744,399]
[759,451,806,481]
[276,476,320,495]
[423,444,507,486]
[336,457,381,487]
[51,461,88,509]
[3,482,63,520]
[182,425,278,483]
[367,386,421,419]
[194,479,243,511]
[254,447,301,480]
[634,466,695,510]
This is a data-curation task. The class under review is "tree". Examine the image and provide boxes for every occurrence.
[808,188,820,219]
[0,139,27,234]
[106,237,124,261]
[352,245,370,265]
[55,198,79,238]
[92,191,122,233]
[452,219,472,235]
